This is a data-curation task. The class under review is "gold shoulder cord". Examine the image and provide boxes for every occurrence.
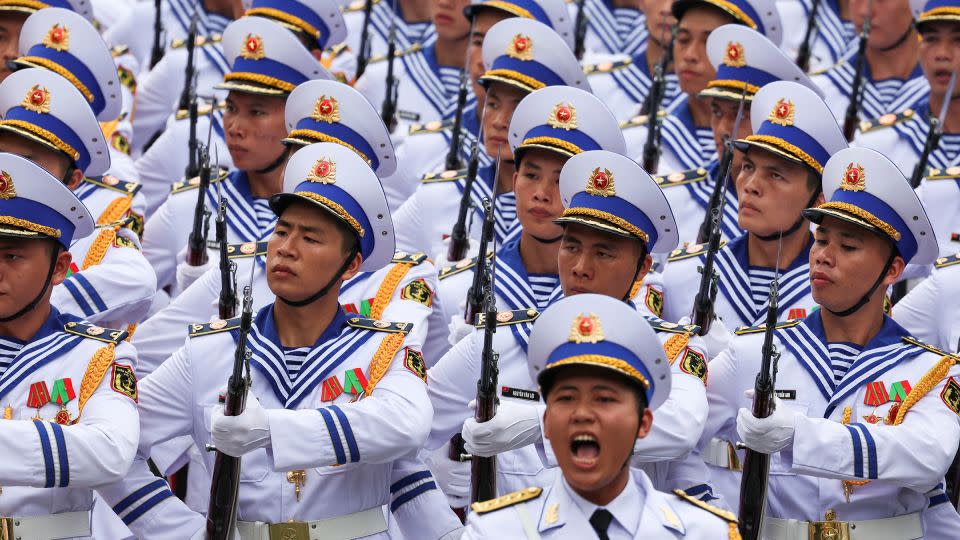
[75,343,117,420]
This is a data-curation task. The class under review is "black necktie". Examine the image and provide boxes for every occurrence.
[589,508,613,540]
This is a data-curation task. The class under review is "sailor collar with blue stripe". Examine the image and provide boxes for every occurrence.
[583,0,649,56]
[824,44,928,121]
[776,310,928,416]
[799,0,855,66]
[457,103,494,168]
[494,237,555,353]
[203,170,278,254]
[168,0,232,76]
[370,0,436,50]
[711,233,812,326]
[660,94,718,170]
[0,308,88,402]
[682,159,741,240]
[604,43,681,107]
[243,304,382,408]
[889,100,960,170]
[402,43,476,121]
[454,163,517,243]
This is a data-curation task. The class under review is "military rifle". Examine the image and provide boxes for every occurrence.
[447,92,490,262]
[737,241,783,540]
[691,89,748,334]
[795,0,821,73]
[186,143,212,266]
[444,19,476,171]
[573,0,588,59]
[910,70,956,189]
[180,13,201,179]
[206,262,256,540]
[381,3,399,132]
[150,0,165,69]
[216,164,238,319]
[354,0,375,80]
[641,24,677,174]
[842,2,872,142]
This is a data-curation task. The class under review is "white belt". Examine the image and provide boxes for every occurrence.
[237,506,387,540]
[764,512,923,540]
[703,438,742,471]
[0,510,91,540]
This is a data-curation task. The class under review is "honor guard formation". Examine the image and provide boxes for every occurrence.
[3,0,960,539]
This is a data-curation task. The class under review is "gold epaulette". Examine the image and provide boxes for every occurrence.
[175,101,227,120]
[470,487,542,514]
[655,167,710,189]
[474,308,540,328]
[189,318,241,338]
[439,252,493,280]
[64,321,129,344]
[83,176,142,196]
[858,109,915,134]
[110,44,130,57]
[342,0,383,13]
[171,34,222,49]
[171,168,230,194]
[619,110,667,129]
[902,336,957,359]
[368,43,422,65]
[421,168,467,184]
[673,489,738,523]
[646,317,699,335]
[347,317,412,334]
[409,119,454,135]
[925,166,960,181]
[734,320,801,335]
[583,58,632,75]
[935,253,960,269]
[391,251,428,265]
[225,241,268,259]
[667,241,726,262]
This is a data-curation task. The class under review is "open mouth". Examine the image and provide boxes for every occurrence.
[570,433,600,468]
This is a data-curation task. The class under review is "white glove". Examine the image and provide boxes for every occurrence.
[702,317,732,358]
[175,256,213,295]
[736,392,798,454]
[447,314,474,347]
[462,399,542,457]
[211,393,271,457]
[425,443,470,508]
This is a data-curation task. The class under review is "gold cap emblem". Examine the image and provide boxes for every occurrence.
[840,162,866,192]
[568,313,605,344]
[42,24,69,52]
[507,34,533,61]
[241,34,265,60]
[723,41,746,67]
[768,98,795,126]
[0,171,16,200]
[547,102,577,130]
[22,85,51,114]
[308,158,336,183]
[585,167,615,197]
[312,95,340,123]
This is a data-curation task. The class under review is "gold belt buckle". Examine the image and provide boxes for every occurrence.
[808,510,850,540]
[268,520,310,540]
[0,517,14,540]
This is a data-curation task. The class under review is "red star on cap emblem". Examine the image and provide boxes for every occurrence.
[767,98,795,126]
[307,158,337,183]
[547,102,578,130]
[841,162,866,191]
[22,85,51,114]
[0,171,16,200]
[568,313,605,344]
[578,317,593,335]
[507,34,534,61]
[240,34,265,60]
[42,24,69,52]
[723,42,746,67]
[311,95,341,123]
[585,167,616,197]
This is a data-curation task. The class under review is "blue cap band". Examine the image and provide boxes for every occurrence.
[829,189,918,262]
[522,124,601,154]
[293,117,379,171]
[546,340,655,401]
[568,191,659,247]
[5,106,89,171]
[231,57,311,88]
[250,0,332,46]
[291,181,374,259]
[24,44,105,115]
[485,56,566,88]
[753,120,831,169]
[0,196,75,247]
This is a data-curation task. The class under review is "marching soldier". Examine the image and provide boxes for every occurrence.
[621,0,782,175]
[703,147,960,537]
[392,17,589,260]
[854,0,960,257]
[463,294,737,539]
[98,142,444,539]
[142,16,329,294]
[0,152,139,540]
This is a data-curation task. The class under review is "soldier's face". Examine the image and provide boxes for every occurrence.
[809,217,905,311]
[709,98,752,168]
[850,0,914,50]
[735,148,822,236]
[223,92,288,172]
[0,238,70,319]
[513,149,565,240]
[0,12,26,83]
[267,202,362,301]
[432,0,471,41]
[645,0,677,47]
[469,10,510,104]
[919,22,960,98]
[543,367,652,505]
[674,6,728,95]
[559,224,652,299]
[481,82,524,161]
[0,131,73,181]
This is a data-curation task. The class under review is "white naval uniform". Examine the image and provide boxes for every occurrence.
[623,94,719,176]
[103,0,202,77]
[0,311,139,540]
[462,470,734,539]
[98,306,434,539]
[341,0,436,74]
[573,0,648,58]
[701,312,960,537]
[143,170,277,292]
[894,254,960,354]
[776,0,855,74]
[392,164,517,260]
[582,48,680,124]
[653,160,741,245]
